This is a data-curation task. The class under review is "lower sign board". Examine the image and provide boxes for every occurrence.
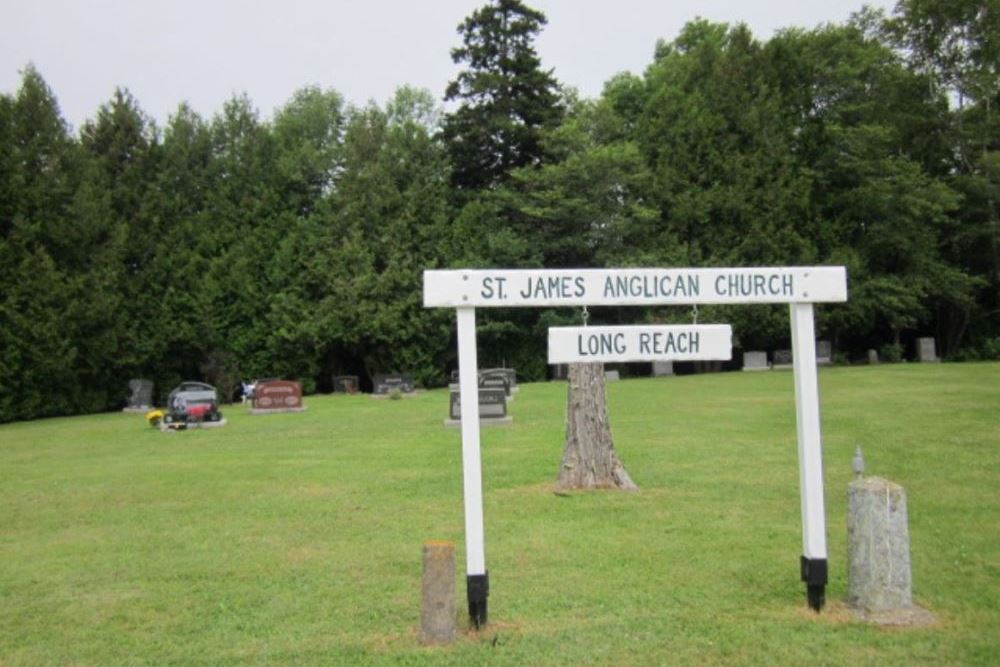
[547,324,732,364]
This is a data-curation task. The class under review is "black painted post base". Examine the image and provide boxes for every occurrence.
[467,572,489,628]
[800,556,828,612]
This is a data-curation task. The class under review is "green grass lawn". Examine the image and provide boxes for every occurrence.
[1,363,998,666]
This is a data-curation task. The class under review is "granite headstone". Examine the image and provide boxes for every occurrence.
[332,375,359,393]
[250,380,305,413]
[125,379,154,411]
[916,337,938,363]
[446,388,510,426]
[742,351,769,371]
[651,361,674,377]
[772,349,793,369]
[372,373,415,395]
[816,340,833,365]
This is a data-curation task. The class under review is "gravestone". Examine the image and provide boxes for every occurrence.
[478,371,511,398]
[816,340,833,365]
[772,349,793,369]
[867,349,879,364]
[847,476,934,625]
[332,375,359,393]
[742,351,769,371]
[550,364,569,380]
[167,381,217,413]
[372,373,415,395]
[692,360,722,374]
[651,361,674,377]
[604,370,620,382]
[445,388,510,426]
[250,380,306,414]
[124,379,154,412]
[481,368,517,393]
[916,337,938,362]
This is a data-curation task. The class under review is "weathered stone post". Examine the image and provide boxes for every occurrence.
[847,466,933,625]
[420,541,456,644]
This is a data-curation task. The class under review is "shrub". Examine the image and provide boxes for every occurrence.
[880,343,903,363]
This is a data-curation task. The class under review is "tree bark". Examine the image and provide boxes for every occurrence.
[556,363,638,491]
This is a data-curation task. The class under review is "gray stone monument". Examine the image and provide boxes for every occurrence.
[816,340,833,365]
[847,474,934,625]
[742,351,769,371]
[124,379,154,412]
[420,540,456,644]
[550,364,569,380]
[604,370,620,382]
[916,337,938,362]
[651,361,674,377]
[867,349,879,364]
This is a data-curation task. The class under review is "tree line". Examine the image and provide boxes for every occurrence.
[1,0,997,422]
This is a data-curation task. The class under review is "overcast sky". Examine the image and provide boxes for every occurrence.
[1,0,897,132]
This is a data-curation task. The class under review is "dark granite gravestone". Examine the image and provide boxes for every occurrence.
[450,370,460,383]
[816,340,833,365]
[124,379,154,412]
[332,375,359,393]
[772,349,793,369]
[692,361,722,374]
[167,381,217,412]
[372,373,415,395]
[250,380,305,413]
[446,388,510,426]
[480,368,516,393]
[478,370,511,397]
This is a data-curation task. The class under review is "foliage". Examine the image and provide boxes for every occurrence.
[441,0,563,192]
[2,2,999,421]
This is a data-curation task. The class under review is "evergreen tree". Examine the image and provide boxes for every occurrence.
[0,67,87,419]
[441,0,563,192]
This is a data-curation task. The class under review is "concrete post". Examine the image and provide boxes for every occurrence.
[420,541,456,644]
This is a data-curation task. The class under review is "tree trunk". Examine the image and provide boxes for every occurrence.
[556,363,638,491]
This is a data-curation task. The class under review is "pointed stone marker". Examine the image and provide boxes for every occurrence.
[847,476,934,625]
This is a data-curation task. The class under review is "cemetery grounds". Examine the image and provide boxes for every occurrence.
[0,362,997,666]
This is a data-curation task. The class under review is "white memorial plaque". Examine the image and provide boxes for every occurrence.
[547,325,732,364]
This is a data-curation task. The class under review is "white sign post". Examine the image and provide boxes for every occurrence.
[424,266,846,624]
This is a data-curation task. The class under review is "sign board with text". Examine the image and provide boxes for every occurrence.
[424,266,846,308]
[548,325,732,364]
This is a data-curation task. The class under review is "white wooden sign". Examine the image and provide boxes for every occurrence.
[422,265,846,621]
[424,266,846,308]
[548,325,732,364]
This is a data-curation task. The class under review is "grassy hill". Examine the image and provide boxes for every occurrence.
[1,363,997,665]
